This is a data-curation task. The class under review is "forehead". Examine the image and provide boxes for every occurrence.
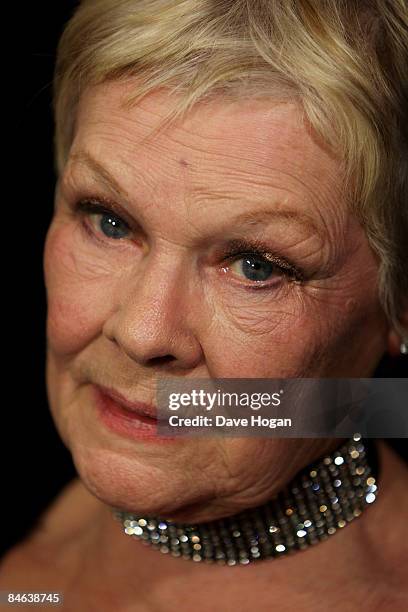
[72,80,341,189]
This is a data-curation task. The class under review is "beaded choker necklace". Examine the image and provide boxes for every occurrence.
[112,434,379,566]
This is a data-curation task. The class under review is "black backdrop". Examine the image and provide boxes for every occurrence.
[2,2,406,559]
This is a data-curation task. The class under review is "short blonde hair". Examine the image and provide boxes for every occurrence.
[52,0,408,338]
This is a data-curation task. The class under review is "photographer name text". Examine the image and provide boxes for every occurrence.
[167,415,291,429]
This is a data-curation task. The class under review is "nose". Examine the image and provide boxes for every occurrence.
[102,257,204,370]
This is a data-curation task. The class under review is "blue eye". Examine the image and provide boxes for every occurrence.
[225,240,303,287]
[74,199,131,241]
[234,255,275,282]
[98,212,130,239]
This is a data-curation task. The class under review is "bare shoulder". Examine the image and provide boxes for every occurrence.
[0,478,100,589]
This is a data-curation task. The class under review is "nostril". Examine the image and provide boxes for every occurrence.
[149,354,176,366]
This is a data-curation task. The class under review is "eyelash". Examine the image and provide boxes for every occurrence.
[73,198,304,288]
[222,239,303,286]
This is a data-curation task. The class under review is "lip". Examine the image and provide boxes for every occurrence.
[96,385,158,418]
[91,383,179,443]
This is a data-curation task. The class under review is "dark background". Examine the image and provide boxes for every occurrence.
[2,2,406,559]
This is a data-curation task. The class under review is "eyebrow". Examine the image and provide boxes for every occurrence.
[228,208,319,236]
[67,149,129,199]
[66,149,321,236]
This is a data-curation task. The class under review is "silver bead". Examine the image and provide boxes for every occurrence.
[112,436,378,565]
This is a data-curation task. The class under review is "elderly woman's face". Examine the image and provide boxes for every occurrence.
[43,81,388,520]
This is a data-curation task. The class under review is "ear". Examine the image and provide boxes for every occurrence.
[386,301,408,357]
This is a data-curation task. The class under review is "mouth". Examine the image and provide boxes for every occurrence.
[95,384,158,419]
[91,383,177,443]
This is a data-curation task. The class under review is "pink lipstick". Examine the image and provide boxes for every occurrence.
[91,384,177,443]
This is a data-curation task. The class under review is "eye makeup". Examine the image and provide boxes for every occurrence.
[222,238,304,283]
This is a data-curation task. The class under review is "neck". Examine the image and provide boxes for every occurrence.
[77,440,407,610]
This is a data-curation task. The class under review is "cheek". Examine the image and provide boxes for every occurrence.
[44,219,116,356]
[201,287,325,377]
[201,275,380,377]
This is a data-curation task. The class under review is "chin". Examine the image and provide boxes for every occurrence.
[68,441,219,520]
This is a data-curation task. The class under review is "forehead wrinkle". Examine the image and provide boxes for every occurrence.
[77,83,338,196]
[65,147,325,244]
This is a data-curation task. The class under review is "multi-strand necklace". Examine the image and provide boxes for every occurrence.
[112,434,379,565]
